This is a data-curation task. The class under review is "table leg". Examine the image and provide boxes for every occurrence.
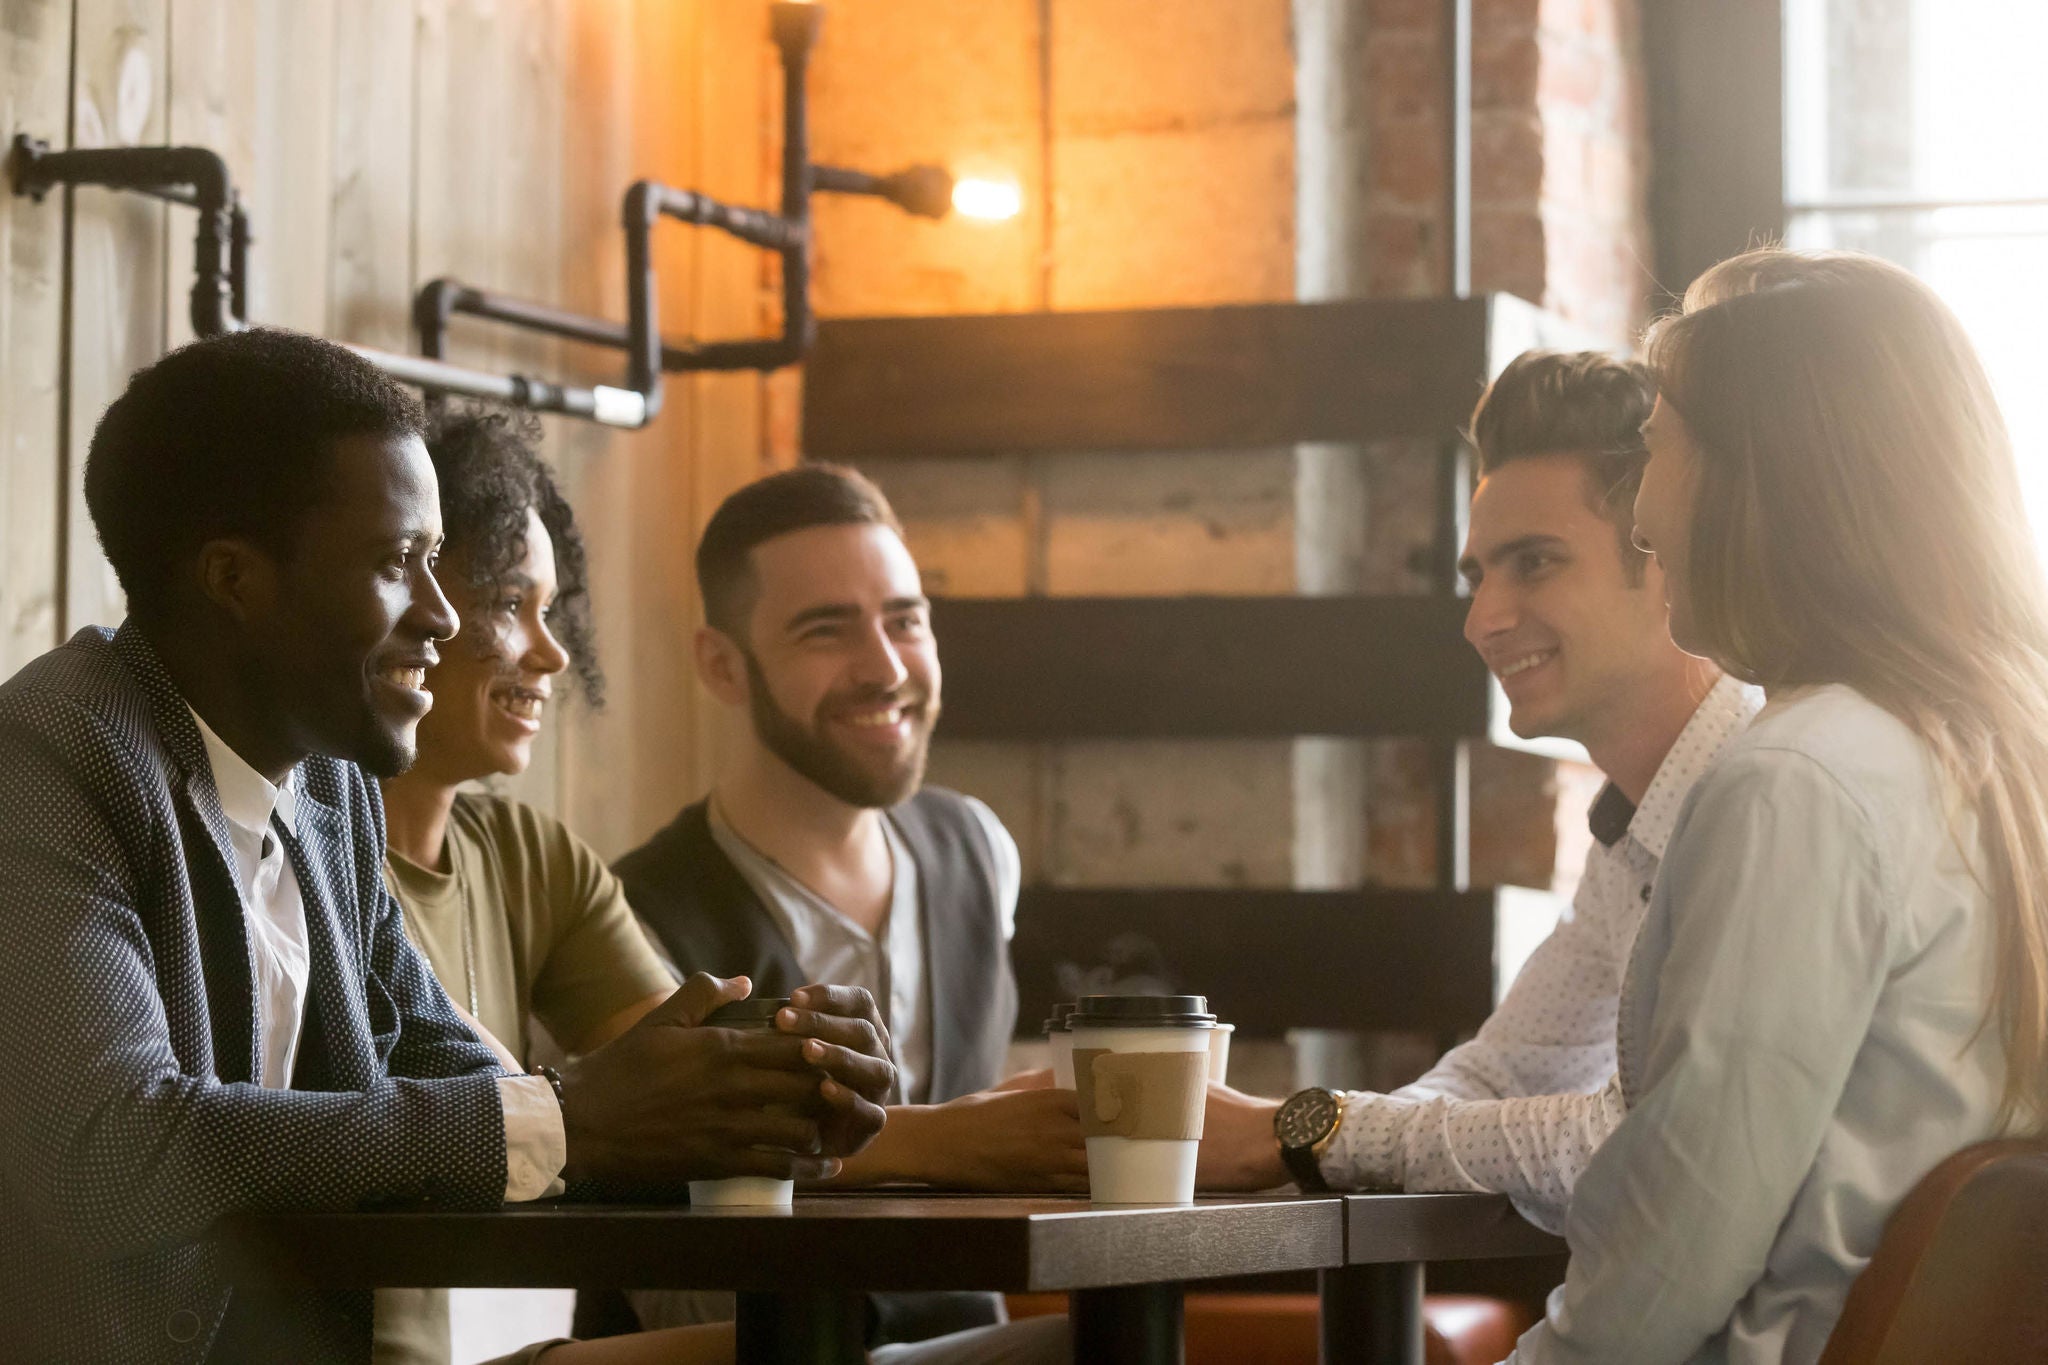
[1069,1282,1185,1365]
[1319,1262,1425,1365]
[733,1289,867,1365]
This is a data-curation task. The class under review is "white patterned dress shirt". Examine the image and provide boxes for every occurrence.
[190,709,562,1201]
[1506,684,2007,1363]
[1318,675,1761,1232]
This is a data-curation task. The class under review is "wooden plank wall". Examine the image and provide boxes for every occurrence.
[0,0,70,677]
[0,0,784,856]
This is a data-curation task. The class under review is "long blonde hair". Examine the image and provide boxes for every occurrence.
[1648,248,2048,1130]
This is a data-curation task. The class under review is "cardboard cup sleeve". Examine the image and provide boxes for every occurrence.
[1073,1048,1210,1141]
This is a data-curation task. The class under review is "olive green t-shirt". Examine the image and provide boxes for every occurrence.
[384,791,675,1064]
[373,791,676,1365]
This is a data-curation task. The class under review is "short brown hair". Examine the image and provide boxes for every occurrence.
[1468,349,1656,574]
[696,462,905,636]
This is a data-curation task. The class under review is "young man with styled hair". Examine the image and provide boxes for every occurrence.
[1202,350,1761,1234]
[615,464,1075,1362]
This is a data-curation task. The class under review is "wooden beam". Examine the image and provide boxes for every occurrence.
[805,296,1515,459]
[930,595,1489,740]
[1645,0,1785,298]
[1012,887,1498,1039]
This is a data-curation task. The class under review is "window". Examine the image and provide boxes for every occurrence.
[1784,0,2048,533]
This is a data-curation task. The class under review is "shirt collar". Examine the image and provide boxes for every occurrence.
[1615,672,1761,861]
[187,705,299,839]
[1588,783,1636,848]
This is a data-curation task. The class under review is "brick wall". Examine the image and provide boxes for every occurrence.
[800,0,1651,902]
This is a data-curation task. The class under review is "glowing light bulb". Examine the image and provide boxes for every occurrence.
[951,178,1023,222]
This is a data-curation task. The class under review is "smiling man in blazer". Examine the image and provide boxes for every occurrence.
[0,329,895,1363]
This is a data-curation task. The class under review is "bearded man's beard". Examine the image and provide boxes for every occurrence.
[742,651,936,808]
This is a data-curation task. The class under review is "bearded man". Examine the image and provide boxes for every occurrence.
[614,464,1076,1364]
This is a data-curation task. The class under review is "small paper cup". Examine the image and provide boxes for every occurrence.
[688,997,796,1208]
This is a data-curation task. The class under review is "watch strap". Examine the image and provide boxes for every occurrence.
[1281,1138,1331,1192]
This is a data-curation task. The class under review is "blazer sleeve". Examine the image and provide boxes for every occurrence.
[0,696,508,1264]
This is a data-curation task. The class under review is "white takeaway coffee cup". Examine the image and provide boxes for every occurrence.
[1068,995,1217,1204]
[688,997,796,1209]
[1206,1022,1235,1085]
[1045,1002,1079,1089]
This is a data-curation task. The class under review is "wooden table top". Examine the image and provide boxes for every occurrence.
[216,1192,1347,1294]
[1341,1192,1565,1264]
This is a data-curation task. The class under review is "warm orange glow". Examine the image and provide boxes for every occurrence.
[951,177,1022,222]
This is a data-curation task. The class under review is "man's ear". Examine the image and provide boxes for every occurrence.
[695,625,750,707]
[194,537,282,624]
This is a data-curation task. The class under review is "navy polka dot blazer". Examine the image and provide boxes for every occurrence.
[0,624,510,1363]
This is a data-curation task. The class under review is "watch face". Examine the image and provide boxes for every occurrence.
[1276,1088,1340,1149]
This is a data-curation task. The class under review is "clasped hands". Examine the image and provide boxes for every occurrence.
[557,972,897,1186]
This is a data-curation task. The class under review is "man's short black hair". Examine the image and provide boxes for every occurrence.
[84,327,425,620]
[1467,349,1657,576]
[697,463,904,637]
[426,404,604,705]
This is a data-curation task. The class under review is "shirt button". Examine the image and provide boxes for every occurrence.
[166,1308,203,1342]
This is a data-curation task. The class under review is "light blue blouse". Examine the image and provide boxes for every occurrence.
[1508,683,2008,1364]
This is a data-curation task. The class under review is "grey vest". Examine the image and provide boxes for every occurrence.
[601,788,1018,1346]
[614,786,1017,1104]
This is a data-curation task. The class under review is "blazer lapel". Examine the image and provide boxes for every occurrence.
[113,624,264,1084]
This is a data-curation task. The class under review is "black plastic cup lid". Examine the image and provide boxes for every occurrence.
[705,997,792,1028]
[1042,1002,1078,1034]
[1070,995,1216,1028]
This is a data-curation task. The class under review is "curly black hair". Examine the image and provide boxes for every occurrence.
[424,405,604,705]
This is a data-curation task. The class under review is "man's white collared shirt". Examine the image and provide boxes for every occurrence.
[188,709,561,1201]
[1318,674,1762,1231]
[190,709,311,1091]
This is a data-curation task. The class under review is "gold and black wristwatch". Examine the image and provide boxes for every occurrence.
[1274,1086,1346,1192]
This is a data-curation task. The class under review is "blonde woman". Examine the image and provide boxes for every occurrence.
[1506,248,2046,1362]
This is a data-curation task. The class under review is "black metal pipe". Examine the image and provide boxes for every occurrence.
[12,1,920,430]
[774,0,817,364]
[9,137,241,339]
[1443,0,1473,297]
[347,345,643,426]
[812,162,953,219]
[229,197,250,324]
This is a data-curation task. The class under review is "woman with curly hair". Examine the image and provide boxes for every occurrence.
[373,407,716,1365]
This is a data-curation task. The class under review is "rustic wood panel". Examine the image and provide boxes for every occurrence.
[550,0,648,856]
[553,0,719,856]
[166,0,339,346]
[803,296,1506,460]
[0,0,70,672]
[682,0,779,807]
[1012,886,1499,1038]
[65,0,170,635]
[929,595,1490,739]
[328,0,417,352]
[554,0,787,858]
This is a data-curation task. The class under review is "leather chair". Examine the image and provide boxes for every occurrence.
[1818,1139,2048,1364]
[1006,1290,1536,1365]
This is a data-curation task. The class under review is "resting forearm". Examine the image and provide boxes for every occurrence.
[820,1104,932,1187]
[14,1073,506,1260]
[1389,1081,1623,1232]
